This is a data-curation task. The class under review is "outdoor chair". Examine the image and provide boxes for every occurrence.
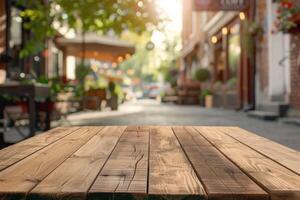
[3,102,29,138]
[52,92,77,126]
[83,89,107,110]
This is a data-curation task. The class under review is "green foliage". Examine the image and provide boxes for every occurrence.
[201,89,213,98]
[273,0,300,32]
[18,0,160,57]
[193,68,210,82]
[226,77,237,89]
[241,20,263,61]
[74,84,84,98]
[108,81,116,94]
[75,64,92,81]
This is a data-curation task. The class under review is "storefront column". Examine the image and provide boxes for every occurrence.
[0,0,7,69]
[267,0,291,102]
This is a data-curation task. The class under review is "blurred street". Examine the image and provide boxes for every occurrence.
[5,99,299,150]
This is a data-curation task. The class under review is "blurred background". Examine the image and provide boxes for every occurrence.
[0,0,300,150]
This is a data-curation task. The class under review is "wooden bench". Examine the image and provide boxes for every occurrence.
[0,126,299,200]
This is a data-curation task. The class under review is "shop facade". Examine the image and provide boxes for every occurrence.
[181,0,255,109]
[181,0,300,117]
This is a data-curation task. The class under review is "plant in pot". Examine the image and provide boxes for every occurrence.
[201,89,213,108]
[273,0,300,33]
[108,81,118,111]
[193,68,211,106]
[193,68,211,83]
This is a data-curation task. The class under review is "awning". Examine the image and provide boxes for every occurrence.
[55,33,135,63]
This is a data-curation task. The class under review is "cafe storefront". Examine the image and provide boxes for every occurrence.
[194,0,255,110]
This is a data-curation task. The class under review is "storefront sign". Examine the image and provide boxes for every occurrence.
[194,0,250,11]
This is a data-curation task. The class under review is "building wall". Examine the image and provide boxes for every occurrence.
[0,0,6,69]
[256,0,268,92]
[290,33,300,111]
[182,0,193,47]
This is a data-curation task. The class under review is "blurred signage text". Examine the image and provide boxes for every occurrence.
[194,0,250,11]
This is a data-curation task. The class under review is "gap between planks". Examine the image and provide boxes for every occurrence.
[172,126,268,200]
[221,127,300,176]
[0,127,80,172]
[194,126,300,200]
[29,126,127,200]
[0,127,104,200]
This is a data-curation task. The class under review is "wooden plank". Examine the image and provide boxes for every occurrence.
[126,125,150,132]
[0,127,79,171]
[222,127,300,175]
[173,126,268,200]
[88,129,149,200]
[0,127,102,200]
[28,126,126,200]
[195,126,300,200]
[148,126,206,200]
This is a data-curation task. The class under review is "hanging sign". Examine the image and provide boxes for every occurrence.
[194,0,250,11]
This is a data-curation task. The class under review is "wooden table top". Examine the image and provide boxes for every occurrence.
[0,126,299,200]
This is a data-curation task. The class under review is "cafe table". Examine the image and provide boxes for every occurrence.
[0,126,299,200]
[0,83,51,137]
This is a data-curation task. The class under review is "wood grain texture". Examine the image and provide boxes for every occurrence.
[0,127,102,200]
[195,126,300,200]
[88,129,149,200]
[0,127,79,171]
[148,126,205,200]
[222,127,300,175]
[173,126,268,200]
[28,126,126,200]
[0,126,300,200]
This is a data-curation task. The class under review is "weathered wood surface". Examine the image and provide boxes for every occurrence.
[89,128,149,200]
[29,126,126,200]
[195,126,300,200]
[0,126,299,200]
[0,127,79,171]
[222,127,300,175]
[148,126,205,200]
[173,126,268,200]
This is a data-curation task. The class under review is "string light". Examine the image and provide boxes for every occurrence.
[117,56,124,63]
[125,54,131,59]
[222,27,228,35]
[211,36,218,44]
[239,12,246,20]
[112,62,117,68]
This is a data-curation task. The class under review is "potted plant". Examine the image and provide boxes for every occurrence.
[273,0,300,33]
[193,68,211,82]
[193,68,211,106]
[201,89,214,108]
[108,81,118,111]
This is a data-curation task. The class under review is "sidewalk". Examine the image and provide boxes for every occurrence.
[4,99,300,151]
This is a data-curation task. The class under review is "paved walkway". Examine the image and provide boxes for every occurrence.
[4,99,300,151]
[65,99,300,151]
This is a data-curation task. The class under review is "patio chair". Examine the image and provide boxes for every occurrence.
[3,103,29,138]
[83,88,107,110]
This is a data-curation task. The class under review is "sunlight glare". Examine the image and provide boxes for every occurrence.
[155,0,182,31]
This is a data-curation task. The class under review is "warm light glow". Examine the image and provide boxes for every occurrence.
[222,27,228,35]
[117,56,124,63]
[112,62,117,68]
[137,1,144,8]
[66,56,76,80]
[117,70,123,75]
[239,12,246,20]
[127,69,135,76]
[91,64,98,72]
[125,54,131,59]
[155,0,182,31]
[211,36,218,44]
[136,11,141,17]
